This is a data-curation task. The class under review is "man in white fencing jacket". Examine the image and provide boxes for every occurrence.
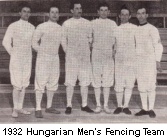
[3,3,35,118]
[91,2,117,114]
[32,6,62,118]
[62,1,94,114]
[135,6,163,118]
[113,5,137,115]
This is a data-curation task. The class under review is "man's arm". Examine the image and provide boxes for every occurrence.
[150,27,163,72]
[2,25,14,55]
[32,25,43,52]
[61,23,68,53]
[112,25,118,59]
[88,21,93,52]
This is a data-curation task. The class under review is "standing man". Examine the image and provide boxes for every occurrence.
[91,2,117,114]
[32,6,62,118]
[113,5,137,115]
[2,3,35,118]
[62,0,94,114]
[135,6,163,118]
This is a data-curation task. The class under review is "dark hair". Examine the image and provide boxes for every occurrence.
[97,2,110,10]
[70,0,82,10]
[137,6,148,14]
[120,4,131,15]
[49,5,59,13]
[18,2,31,12]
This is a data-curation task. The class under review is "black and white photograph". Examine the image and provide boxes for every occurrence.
[0,0,167,124]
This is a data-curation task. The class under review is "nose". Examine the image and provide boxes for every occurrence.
[79,9,82,13]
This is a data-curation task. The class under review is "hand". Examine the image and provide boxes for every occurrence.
[156,61,162,72]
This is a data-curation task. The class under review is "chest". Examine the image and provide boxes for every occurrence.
[42,26,62,40]
[13,24,33,39]
[67,21,89,34]
[93,22,114,33]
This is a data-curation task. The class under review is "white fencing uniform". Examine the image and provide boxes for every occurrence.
[135,23,163,110]
[32,21,62,93]
[114,23,137,92]
[62,17,92,86]
[135,23,163,92]
[91,18,117,88]
[62,17,92,108]
[3,19,35,90]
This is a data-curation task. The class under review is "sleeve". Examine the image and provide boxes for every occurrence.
[113,21,118,29]
[32,25,43,52]
[88,21,93,44]
[150,27,163,62]
[61,22,68,53]
[2,24,14,55]
[31,26,35,46]
[113,25,118,51]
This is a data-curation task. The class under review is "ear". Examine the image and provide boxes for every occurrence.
[71,9,74,14]
[108,10,110,15]
[119,14,121,19]
[146,14,148,18]
[97,10,100,15]
[129,15,131,19]
[19,12,21,16]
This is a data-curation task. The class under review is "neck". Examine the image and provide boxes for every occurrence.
[73,16,81,19]
[121,22,129,25]
[20,18,28,22]
[139,21,147,26]
[99,17,107,20]
[49,19,57,23]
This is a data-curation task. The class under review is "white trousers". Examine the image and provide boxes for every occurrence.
[35,53,60,93]
[115,54,136,92]
[10,50,32,90]
[91,49,114,88]
[65,50,91,86]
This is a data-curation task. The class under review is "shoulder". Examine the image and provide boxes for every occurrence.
[107,19,117,26]
[28,22,35,29]
[128,23,138,30]
[108,19,116,24]
[80,18,91,25]
[91,18,97,23]
[35,22,47,30]
[129,23,137,27]
[8,20,19,28]
[62,18,73,26]
[81,17,89,22]
[56,23,62,28]
[55,23,62,31]
[147,23,159,33]
[90,18,99,26]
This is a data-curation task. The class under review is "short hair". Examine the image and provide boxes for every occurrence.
[137,6,148,14]
[49,5,60,13]
[18,2,31,12]
[70,0,82,10]
[120,4,131,15]
[97,2,110,10]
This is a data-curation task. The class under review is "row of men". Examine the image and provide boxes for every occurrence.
[2,2,163,119]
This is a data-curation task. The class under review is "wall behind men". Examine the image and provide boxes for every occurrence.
[0,0,165,13]
[0,0,166,27]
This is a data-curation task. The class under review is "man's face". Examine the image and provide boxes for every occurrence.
[119,9,131,24]
[71,4,82,18]
[136,8,148,24]
[98,6,110,19]
[49,7,59,22]
[19,7,31,21]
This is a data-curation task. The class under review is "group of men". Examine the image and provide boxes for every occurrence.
[2,1,163,119]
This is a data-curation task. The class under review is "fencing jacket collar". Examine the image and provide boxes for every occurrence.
[139,22,148,26]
